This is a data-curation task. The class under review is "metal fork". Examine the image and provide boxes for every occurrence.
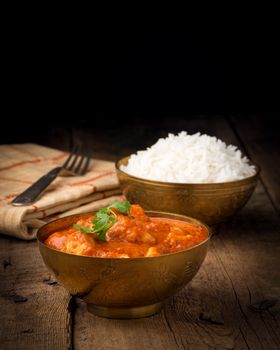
[11,145,90,206]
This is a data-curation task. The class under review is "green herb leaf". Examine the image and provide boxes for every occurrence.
[73,224,94,234]
[73,200,131,241]
[109,201,131,214]
[93,216,118,241]
[93,212,110,231]
[94,227,107,241]
[97,207,111,215]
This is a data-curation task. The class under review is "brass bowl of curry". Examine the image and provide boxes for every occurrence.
[37,205,210,319]
[116,156,260,225]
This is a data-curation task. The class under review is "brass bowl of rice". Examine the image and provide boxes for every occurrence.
[116,156,260,225]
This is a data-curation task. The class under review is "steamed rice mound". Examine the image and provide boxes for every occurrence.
[120,132,256,183]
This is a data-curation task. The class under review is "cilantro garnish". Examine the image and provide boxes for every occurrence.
[73,200,131,241]
[108,201,131,214]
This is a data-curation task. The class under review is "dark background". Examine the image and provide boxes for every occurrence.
[2,28,280,350]
[3,29,279,145]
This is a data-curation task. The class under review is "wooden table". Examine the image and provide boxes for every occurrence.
[1,115,279,350]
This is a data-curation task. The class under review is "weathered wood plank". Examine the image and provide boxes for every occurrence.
[164,182,280,350]
[73,182,280,350]
[3,116,277,349]
[73,116,280,349]
[74,299,181,350]
[0,237,73,350]
[0,129,72,350]
[229,115,280,213]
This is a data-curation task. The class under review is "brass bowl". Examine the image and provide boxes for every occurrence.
[116,156,260,225]
[37,211,210,319]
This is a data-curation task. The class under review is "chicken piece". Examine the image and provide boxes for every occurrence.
[75,217,93,229]
[45,232,69,250]
[115,253,130,258]
[106,215,156,244]
[106,216,136,242]
[62,232,95,256]
[65,239,84,255]
[140,230,156,243]
[145,247,160,257]
[145,220,170,241]
[130,204,149,222]
[164,225,196,250]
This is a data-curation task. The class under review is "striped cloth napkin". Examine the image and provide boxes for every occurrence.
[0,144,122,240]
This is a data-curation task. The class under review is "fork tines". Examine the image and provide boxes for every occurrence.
[63,145,90,176]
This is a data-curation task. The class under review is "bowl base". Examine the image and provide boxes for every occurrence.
[87,302,163,319]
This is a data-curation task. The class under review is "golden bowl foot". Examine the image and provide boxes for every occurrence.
[87,302,163,319]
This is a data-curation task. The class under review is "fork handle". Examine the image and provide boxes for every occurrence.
[11,167,62,206]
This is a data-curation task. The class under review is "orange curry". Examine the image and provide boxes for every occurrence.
[45,204,208,258]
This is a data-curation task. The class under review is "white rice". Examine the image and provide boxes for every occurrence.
[120,131,256,183]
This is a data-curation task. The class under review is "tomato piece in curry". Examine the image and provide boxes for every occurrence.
[45,204,208,258]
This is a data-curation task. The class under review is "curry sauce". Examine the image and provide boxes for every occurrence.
[45,204,208,258]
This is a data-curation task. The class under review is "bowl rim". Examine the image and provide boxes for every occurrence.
[115,156,260,187]
[37,210,211,261]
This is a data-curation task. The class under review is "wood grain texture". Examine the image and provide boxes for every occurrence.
[0,130,72,350]
[0,237,73,350]
[74,299,181,350]
[73,182,280,350]
[1,115,279,350]
[228,115,280,213]
[73,116,280,350]
[164,182,280,350]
